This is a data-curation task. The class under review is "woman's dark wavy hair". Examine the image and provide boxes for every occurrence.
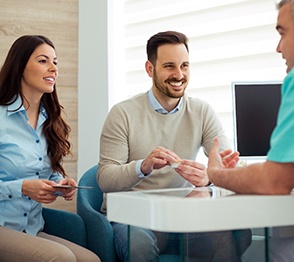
[146,31,189,65]
[0,35,71,177]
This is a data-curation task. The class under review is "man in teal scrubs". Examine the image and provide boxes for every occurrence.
[207,1,294,260]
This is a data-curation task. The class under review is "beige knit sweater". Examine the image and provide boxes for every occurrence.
[98,93,231,213]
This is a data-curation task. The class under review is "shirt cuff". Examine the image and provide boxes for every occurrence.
[136,160,151,178]
[0,179,24,200]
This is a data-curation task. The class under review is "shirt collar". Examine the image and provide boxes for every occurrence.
[7,95,47,119]
[7,96,25,116]
[147,88,182,115]
[39,103,47,119]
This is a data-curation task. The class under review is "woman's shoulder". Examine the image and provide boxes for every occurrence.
[0,105,7,117]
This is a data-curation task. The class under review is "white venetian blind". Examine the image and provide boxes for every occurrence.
[108,0,286,162]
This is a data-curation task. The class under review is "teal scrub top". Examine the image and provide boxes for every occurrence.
[267,68,294,163]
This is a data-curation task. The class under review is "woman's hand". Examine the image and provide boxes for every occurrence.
[22,178,78,203]
[56,178,77,201]
[22,179,59,203]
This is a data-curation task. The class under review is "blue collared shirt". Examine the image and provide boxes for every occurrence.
[0,96,63,235]
[135,89,182,177]
[147,88,182,115]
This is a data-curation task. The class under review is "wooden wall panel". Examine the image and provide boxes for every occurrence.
[0,0,78,212]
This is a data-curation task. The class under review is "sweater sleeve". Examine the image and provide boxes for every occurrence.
[200,102,232,156]
[98,104,145,193]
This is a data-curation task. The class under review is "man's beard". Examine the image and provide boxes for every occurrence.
[153,71,187,99]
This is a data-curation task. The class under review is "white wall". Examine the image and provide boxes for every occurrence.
[78,0,109,178]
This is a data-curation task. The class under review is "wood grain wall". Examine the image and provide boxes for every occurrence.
[0,0,78,212]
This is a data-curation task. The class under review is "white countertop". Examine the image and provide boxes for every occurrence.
[107,187,294,232]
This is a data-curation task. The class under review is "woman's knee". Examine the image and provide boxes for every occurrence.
[43,244,77,262]
[74,248,101,262]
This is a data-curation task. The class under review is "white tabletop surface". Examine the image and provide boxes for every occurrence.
[107,187,294,232]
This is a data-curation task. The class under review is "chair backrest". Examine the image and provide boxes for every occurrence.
[78,164,103,212]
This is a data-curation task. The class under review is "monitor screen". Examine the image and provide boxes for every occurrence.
[232,82,282,160]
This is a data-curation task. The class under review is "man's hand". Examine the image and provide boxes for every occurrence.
[207,137,239,182]
[220,148,240,168]
[140,146,181,175]
[175,160,209,187]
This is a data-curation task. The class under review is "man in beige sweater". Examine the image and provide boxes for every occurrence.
[98,31,251,261]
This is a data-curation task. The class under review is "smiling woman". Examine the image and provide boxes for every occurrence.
[0,35,100,262]
[0,2,79,196]
[21,44,59,129]
[22,48,58,92]
[0,35,71,176]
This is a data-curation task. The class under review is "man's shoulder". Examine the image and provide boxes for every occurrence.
[109,93,147,115]
[284,68,294,86]
[113,93,146,108]
[184,95,211,109]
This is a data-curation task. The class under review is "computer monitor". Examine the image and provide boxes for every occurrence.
[232,81,282,161]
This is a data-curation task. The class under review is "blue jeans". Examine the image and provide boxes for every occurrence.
[111,222,252,262]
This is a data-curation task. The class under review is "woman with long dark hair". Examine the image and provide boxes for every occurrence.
[0,35,100,262]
